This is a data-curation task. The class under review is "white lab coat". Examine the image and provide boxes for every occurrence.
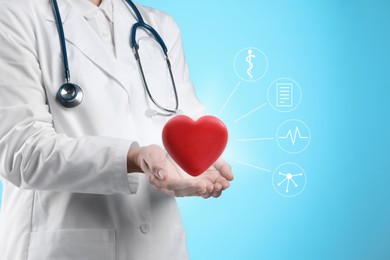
[0,0,205,259]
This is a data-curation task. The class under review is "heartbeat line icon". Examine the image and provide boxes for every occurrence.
[278,127,309,145]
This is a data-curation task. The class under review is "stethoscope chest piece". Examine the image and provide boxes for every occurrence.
[56,83,83,108]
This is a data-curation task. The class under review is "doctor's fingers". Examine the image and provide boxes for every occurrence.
[167,178,213,197]
[200,169,231,190]
[197,172,229,198]
[147,174,165,190]
[198,177,224,198]
[211,182,224,198]
[146,173,179,196]
[147,162,187,192]
[214,175,230,190]
[173,187,212,198]
[213,158,234,181]
[141,145,169,180]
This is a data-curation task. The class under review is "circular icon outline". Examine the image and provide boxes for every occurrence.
[276,119,311,154]
[233,47,269,83]
[272,162,307,198]
[267,77,302,112]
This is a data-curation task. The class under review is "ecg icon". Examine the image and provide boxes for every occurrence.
[278,126,309,145]
[276,119,311,154]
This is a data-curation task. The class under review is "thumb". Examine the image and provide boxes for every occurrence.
[143,145,168,180]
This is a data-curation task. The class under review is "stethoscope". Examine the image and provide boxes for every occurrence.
[51,0,179,116]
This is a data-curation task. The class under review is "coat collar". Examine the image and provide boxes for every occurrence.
[69,0,114,23]
[43,0,134,93]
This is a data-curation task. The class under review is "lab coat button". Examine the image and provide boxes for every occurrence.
[140,223,150,234]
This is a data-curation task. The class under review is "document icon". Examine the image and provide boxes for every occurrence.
[276,83,293,107]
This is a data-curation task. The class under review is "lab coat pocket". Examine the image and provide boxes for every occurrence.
[27,229,115,260]
[169,226,189,260]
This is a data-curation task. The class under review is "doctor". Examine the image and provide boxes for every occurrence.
[0,0,233,259]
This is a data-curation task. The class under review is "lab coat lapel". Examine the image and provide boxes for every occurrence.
[113,0,136,63]
[44,0,130,93]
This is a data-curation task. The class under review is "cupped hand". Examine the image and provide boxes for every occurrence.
[127,145,233,198]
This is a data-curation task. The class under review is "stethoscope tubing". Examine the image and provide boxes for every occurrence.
[51,0,71,82]
[52,0,179,115]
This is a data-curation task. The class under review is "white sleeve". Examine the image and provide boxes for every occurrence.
[0,4,137,195]
[166,16,207,119]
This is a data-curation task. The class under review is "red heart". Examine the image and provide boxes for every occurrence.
[162,115,228,176]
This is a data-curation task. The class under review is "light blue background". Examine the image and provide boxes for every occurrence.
[2,0,390,259]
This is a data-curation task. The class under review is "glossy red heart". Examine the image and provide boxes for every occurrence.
[162,115,228,176]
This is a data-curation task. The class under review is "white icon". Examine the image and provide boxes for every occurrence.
[276,171,303,193]
[233,47,268,82]
[278,126,309,145]
[276,119,311,154]
[272,163,306,197]
[267,78,302,112]
[246,49,255,79]
[276,83,293,107]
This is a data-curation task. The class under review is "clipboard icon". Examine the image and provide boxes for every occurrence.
[276,83,293,107]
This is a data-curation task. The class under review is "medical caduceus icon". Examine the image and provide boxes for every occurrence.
[246,49,256,79]
[233,47,268,82]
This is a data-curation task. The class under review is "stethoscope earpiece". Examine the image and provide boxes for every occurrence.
[56,83,83,108]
